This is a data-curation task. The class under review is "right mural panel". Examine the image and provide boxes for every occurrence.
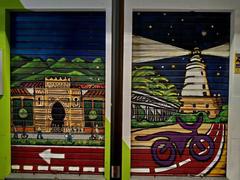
[131,12,230,176]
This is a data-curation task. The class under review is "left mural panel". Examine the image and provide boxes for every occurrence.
[10,12,106,174]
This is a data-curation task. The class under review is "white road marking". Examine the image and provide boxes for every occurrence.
[131,168,150,173]
[98,167,104,172]
[38,166,48,171]
[198,147,209,155]
[39,149,65,164]
[207,124,214,135]
[11,165,20,170]
[197,124,225,176]
[68,166,80,171]
[50,166,64,171]
[83,167,95,172]
[214,136,217,142]
[179,158,191,166]
[154,164,177,173]
[132,124,224,175]
[23,165,33,170]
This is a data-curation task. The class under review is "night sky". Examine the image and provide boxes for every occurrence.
[10,12,230,102]
[133,12,230,103]
[10,12,106,61]
[133,12,230,50]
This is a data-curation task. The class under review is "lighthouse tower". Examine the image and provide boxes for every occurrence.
[180,48,221,118]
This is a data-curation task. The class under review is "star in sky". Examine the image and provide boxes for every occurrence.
[133,12,230,50]
[133,12,230,103]
[201,31,207,37]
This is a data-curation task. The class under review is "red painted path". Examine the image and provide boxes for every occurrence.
[131,123,225,176]
[11,146,104,174]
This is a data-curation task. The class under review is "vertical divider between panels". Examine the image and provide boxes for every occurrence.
[122,2,132,180]
[111,0,124,179]
[105,0,112,179]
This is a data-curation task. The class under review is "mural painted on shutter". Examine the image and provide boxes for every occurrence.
[10,12,105,174]
[131,12,229,176]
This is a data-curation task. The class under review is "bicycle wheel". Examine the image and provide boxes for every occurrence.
[151,139,176,167]
[189,135,215,161]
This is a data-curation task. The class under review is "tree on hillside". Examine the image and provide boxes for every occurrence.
[132,65,180,105]
[11,56,29,61]
[132,66,155,92]
[72,57,85,63]
[46,58,55,62]
[93,57,103,63]
[32,58,42,62]
[218,105,228,123]
[58,57,67,62]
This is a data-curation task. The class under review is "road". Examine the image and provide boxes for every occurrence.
[131,123,226,176]
[11,145,104,174]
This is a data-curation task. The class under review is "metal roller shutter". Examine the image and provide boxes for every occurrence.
[131,12,230,177]
[10,12,106,175]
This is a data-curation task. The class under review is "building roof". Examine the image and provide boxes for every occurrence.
[20,81,105,89]
[20,82,44,88]
[83,89,105,98]
[72,83,105,89]
[11,88,32,96]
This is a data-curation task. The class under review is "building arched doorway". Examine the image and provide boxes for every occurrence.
[51,101,65,131]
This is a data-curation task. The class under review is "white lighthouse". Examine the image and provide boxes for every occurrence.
[180,48,221,118]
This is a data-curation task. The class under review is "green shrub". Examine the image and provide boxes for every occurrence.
[11,138,104,146]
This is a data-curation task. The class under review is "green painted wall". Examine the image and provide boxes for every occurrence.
[0,2,114,180]
[0,0,24,9]
[0,8,11,180]
[122,140,130,180]
[0,1,26,179]
[104,118,111,180]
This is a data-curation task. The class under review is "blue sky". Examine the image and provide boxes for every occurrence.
[10,12,106,61]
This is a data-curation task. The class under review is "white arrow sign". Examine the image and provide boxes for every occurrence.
[39,149,65,164]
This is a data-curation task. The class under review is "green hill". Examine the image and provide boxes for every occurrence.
[10,56,105,87]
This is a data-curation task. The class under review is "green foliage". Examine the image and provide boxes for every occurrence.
[93,57,103,63]
[46,58,55,62]
[11,56,28,61]
[11,138,104,146]
[39,70,58,75]
[32,58,42,62]
[72,57,85,63]
[218,105,228,123]
[131,118,175,128]
[58,57,67,62]
[131,107,229,128]
[68,71,85,76]
[11,56,105,87]
[132,65,180,105]
[21,61,48,68]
